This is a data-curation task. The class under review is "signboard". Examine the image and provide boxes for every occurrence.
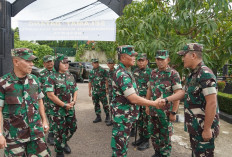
[18,20,116,41]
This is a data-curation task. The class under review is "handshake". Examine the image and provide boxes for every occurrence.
[150,98,167,109]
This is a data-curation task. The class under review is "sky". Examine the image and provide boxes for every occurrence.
[7,0,122,28]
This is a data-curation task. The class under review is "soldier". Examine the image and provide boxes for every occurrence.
[88,58,110,124]
[0,48,50,156]
[132,53,152,151]
[106,58,116,126]
[45,54,78,157]
[160,43,220,157]
[111,45,163,157]
[39,55,56,145]
[146,50,182,157]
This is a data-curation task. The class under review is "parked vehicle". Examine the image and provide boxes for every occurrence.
[68,62,93,81]
[69,62,81,82]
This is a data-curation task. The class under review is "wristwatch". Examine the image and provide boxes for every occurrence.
[164,98,169,104]
[170,111,177,115]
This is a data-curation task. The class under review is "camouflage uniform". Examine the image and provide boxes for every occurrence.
[0,48,50,156]
[107,59,116,104]
[132,53,152,140]
[149,50,182,156]
[39,55,56,137]
[45,55,78,154]
[111,45,140,157]
[79,63,84,82]
[177,43,220,157]
[89,59,109,116]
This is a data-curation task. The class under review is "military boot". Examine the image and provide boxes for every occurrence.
[151,150,161,157]
[56,152,64,157]
[132,137,144,146]
[63,143,71,154]
[93,115,102,123]
[105,113,110,123]
[47,132,55,145]
[138,138,150,151]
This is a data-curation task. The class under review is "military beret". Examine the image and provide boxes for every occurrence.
[11,48,37,61]
[117,45,138,56]
[43,55,53,62]
[177,43,203,56]
[56,54,68,63]
[155,50,169,59]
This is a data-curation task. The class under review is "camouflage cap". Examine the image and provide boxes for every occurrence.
[11,48,37,61]
[155,50,169,59]
[43,55,53,62]
[91,58,99,63]
[117,45,138,56]
[56,54,68,63]
[107,59,115,64]
[137,53,147,60]
[177,43,203,56]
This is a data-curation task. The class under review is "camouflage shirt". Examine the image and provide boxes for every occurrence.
[112,62,140,122]
[108,68,116,98]
[39,68,56,91]
[149,66,182,117]
[45,71,78,116]
[133,66,152,97]
[0,72,45,142]
[184,62,219,136]
[89,66,108,92]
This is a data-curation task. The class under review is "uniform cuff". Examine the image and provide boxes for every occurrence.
[38,92,44,99]
[124,88,136,97]
[45,88,54,93]
[74,86,79,92]
[203,87,217,96]
[172,84,182,91]
[0,99,4,107]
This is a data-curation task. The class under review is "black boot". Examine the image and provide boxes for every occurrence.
[63,143,71,154]
[132,137,144,146]
[106,120,113,126]
[56,152,64,157]
[47,132,55,145]
[138,138,150,151]
[130,128,135,137]
[151,150,161,157]
[93,115,102,123]
[105,114,110,123]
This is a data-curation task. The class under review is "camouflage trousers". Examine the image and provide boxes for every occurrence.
[51,114,77,153]
[4,137,50,157]
[190,134,215,157]
[138,106,151,139]
[150,116,173,156]
[92,91,109,115]
[111,117,134,157]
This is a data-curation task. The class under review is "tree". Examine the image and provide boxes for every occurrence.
[116,0,232,75]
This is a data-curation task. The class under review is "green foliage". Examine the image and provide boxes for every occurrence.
[94,41,118,59]
[14,28,54,67]
[217,81,226,92]
[116,0,232,76]
[218,92,232,115]
[75,44,86,61]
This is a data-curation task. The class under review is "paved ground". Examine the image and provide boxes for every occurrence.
[1,83,232,157]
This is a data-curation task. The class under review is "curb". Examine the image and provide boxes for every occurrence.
[219,111,232,124]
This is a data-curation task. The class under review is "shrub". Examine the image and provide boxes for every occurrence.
[218,92,232,115]
[217,81,226,92]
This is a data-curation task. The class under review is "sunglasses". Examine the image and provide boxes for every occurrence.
[61,61,69,64]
